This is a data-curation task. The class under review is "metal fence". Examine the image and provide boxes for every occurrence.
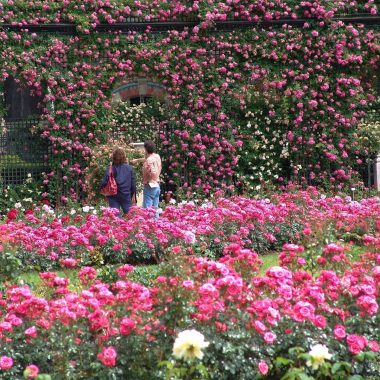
[0,118,49,187]
[1,14,379,36]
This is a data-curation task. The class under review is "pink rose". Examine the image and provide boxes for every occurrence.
[25,326,37,338]
[254,320,267,334]
[182,280,195,289]
[24,364,39,378]
[313,315,327,329]
[258,360,269,375]
[0,356,13,370]
[347,335,367,355]
[98,346,117,367]
[263,332,277,344]
[334,325,346,340]
[368,341,379,352]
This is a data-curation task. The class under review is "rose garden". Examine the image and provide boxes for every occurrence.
[0,1,380,379]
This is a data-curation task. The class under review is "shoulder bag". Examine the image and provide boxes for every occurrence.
[100,165,118,196]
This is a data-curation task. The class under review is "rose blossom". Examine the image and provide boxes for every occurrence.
[368,341,379,352]
[0,356,13,370]
[258,360,269,375]
[306,344,332,370]
[333,325,346,340]
[24,364,39,378]
[346,335,367,355]
[98,346,117,367]
[119,317,136,335]
[263,332,277,344]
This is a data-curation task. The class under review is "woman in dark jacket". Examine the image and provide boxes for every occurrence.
[100,147,136,215]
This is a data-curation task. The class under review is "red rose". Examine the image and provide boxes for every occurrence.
[119,317,136,335]
[6,209,18,222]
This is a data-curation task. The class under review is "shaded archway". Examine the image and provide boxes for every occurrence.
[111,78,165,105]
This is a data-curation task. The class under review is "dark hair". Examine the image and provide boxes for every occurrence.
[144,140,156,154]
[112,147,127,164]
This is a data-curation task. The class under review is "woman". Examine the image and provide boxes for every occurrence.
[100,147,136,215]
[131,140,162,217]
[142,140,162,212]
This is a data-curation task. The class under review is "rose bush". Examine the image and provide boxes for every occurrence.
[0,238,378,379]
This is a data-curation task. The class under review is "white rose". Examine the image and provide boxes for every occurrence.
[173,329,209,360]
[306,344,332,370]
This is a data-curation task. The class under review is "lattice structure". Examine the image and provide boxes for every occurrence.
[0,118,49,187]
[1,15,380,35]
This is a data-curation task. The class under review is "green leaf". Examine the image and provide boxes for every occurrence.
[37,375,52,380]
[332,362,351,374]
[348,375,363,380]
[275,356,293,366]
[196,363,209,378]
[289,347,305,356]
[297,373,313,380]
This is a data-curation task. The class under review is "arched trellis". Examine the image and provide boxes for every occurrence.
[109,78,168,143]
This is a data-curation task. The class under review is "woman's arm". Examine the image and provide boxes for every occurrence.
[130,158,145,165]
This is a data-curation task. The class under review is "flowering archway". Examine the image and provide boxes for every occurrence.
[108,78,167,145]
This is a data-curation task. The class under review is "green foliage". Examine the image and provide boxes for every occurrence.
[159,360,209,380]
[355,120,380,155]
[0,247,23,284]
[0,174,44,212]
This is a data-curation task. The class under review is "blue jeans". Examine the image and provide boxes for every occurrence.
[143,185,160,211]
[108,196,131,216]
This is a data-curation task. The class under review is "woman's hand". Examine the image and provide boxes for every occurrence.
[130,158,144,165]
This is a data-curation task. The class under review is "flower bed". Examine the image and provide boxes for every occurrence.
[1,190,380,273]
[0,240,378,379]
[0,190,379,379]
